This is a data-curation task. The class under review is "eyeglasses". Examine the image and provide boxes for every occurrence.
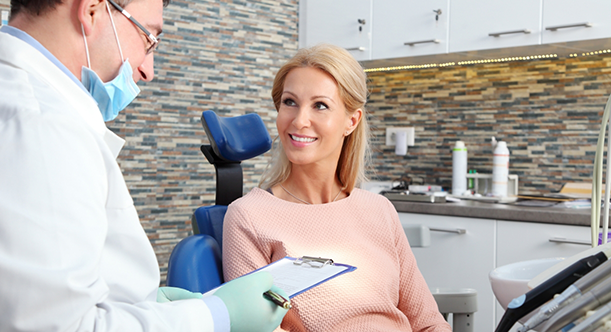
[106,0,162,54]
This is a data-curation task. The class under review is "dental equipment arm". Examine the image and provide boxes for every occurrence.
[518,256,611,332]
[539,276,611,332]
[591,92,611,248]
[495,251,608,332]
[566,301,611,332]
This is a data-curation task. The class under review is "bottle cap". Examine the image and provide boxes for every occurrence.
[454,141,466,150]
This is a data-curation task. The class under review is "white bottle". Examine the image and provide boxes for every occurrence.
[492,141,510,197]
[452,141,468,195]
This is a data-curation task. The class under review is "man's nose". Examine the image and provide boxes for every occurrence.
[137,53,155,82]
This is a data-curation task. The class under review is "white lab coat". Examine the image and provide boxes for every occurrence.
[0,32,224,331]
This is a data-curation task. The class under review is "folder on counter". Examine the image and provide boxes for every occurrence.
[253,256,357,298]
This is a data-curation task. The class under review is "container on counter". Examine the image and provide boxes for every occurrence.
[492,141,510,197]
[452,141,468,195]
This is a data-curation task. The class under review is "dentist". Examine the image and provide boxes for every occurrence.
[0,0,288,331]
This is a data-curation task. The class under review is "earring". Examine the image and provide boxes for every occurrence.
[345,131,350,135]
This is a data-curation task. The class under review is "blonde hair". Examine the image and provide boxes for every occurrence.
[259,44,370,193]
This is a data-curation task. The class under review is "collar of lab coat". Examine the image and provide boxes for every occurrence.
[0,32,125,159]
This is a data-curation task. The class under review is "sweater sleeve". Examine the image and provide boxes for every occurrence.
[221,199,291,332]
[222,201,272,281]
[390,202,452,332]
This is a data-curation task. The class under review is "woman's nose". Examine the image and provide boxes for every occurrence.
[292,108,311,129]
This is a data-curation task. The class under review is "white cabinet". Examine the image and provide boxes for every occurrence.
[300,0,611,65]
[372,0,450,59]
[299,0,372,61]
[399,213,497,332]
[399,213,593,332]
[542,0,611,44]
[449,0,542,53]
[495,221,591,329]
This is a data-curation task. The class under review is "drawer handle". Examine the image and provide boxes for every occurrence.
[545,22,592,31]
[549,237,591,245]
[429,227,466,234]
[404,39,441,46]
[488,29,531,37]
[345,47,366,52]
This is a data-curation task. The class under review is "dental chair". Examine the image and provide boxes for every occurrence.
[165,110,272,293]
[166,111,476,332]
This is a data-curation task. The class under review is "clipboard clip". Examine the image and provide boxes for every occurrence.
[293,256,334,268]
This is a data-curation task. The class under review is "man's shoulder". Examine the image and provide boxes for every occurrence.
[0,60,82,124]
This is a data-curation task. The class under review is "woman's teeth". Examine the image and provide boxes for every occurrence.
[290,134,316,143]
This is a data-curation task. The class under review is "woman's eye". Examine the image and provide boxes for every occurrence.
[282,98,296,107]
[314,102,328,110]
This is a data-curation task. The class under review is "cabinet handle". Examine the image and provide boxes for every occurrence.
[488,29,531,37]
[404,39,440,46]
[345,47,366,52]
[545,22,592,31]
[429,227,466,234]
[549,237,591,245]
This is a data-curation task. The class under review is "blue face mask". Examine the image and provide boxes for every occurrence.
[80,1,141,122]
[81,61,140,122]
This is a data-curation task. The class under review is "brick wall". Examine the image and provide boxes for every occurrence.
[366,55,611,195]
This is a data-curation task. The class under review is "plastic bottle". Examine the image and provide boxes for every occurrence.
[492,141,510,197]
[452,141,468,195]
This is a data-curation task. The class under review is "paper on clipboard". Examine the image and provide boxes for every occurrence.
[256,256,356,298]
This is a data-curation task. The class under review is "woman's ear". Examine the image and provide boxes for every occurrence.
[346,108,363,134]
[77,0,106,36]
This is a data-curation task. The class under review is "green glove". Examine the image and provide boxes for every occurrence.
[214,271,289,332]
[157,286,203,303]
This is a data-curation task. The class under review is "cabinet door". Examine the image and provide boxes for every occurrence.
[372,0,449,59]
[301,0,372,61]
[399,213,496,332]
[495,221,591,330]
[449,0,542,53]
[542,0,611,44]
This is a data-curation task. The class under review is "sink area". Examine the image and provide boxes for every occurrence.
[489,257,565,311]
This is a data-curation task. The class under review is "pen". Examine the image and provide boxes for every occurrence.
[263,290,292,309]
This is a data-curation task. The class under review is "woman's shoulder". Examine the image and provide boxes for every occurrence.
[228,187,273,209]
[350,187,393,205]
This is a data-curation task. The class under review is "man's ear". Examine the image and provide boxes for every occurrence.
[77,0,106,36]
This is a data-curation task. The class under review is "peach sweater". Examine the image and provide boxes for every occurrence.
[222,187,451,332]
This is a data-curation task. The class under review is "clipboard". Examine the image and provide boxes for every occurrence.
[251,256,357,298]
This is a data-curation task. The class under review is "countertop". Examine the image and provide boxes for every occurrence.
[391,199,595,227]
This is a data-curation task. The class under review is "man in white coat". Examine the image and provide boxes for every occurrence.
[0,0,288,331]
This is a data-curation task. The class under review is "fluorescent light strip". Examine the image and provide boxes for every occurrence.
[364,53,561,73]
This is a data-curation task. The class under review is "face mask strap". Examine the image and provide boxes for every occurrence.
[81,24,92,68]
[105,0,125,63]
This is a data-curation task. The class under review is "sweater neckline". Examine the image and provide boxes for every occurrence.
[255,186,358,206]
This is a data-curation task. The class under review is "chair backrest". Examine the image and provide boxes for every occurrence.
[166,110,271,293]
[192,205,227,251]
[166,234,224,293]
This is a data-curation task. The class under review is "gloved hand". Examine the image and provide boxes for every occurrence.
[157,286,203,303]
[214,271,289,332]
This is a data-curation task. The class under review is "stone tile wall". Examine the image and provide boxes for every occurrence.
[366,55,611,195]
[113,0,298,282]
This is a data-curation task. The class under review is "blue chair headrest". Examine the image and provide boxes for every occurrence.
[202,110,272,162]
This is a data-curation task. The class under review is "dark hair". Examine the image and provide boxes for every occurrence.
[10,0,170,18]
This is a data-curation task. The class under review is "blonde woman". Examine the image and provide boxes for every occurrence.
[222,44,451,332]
